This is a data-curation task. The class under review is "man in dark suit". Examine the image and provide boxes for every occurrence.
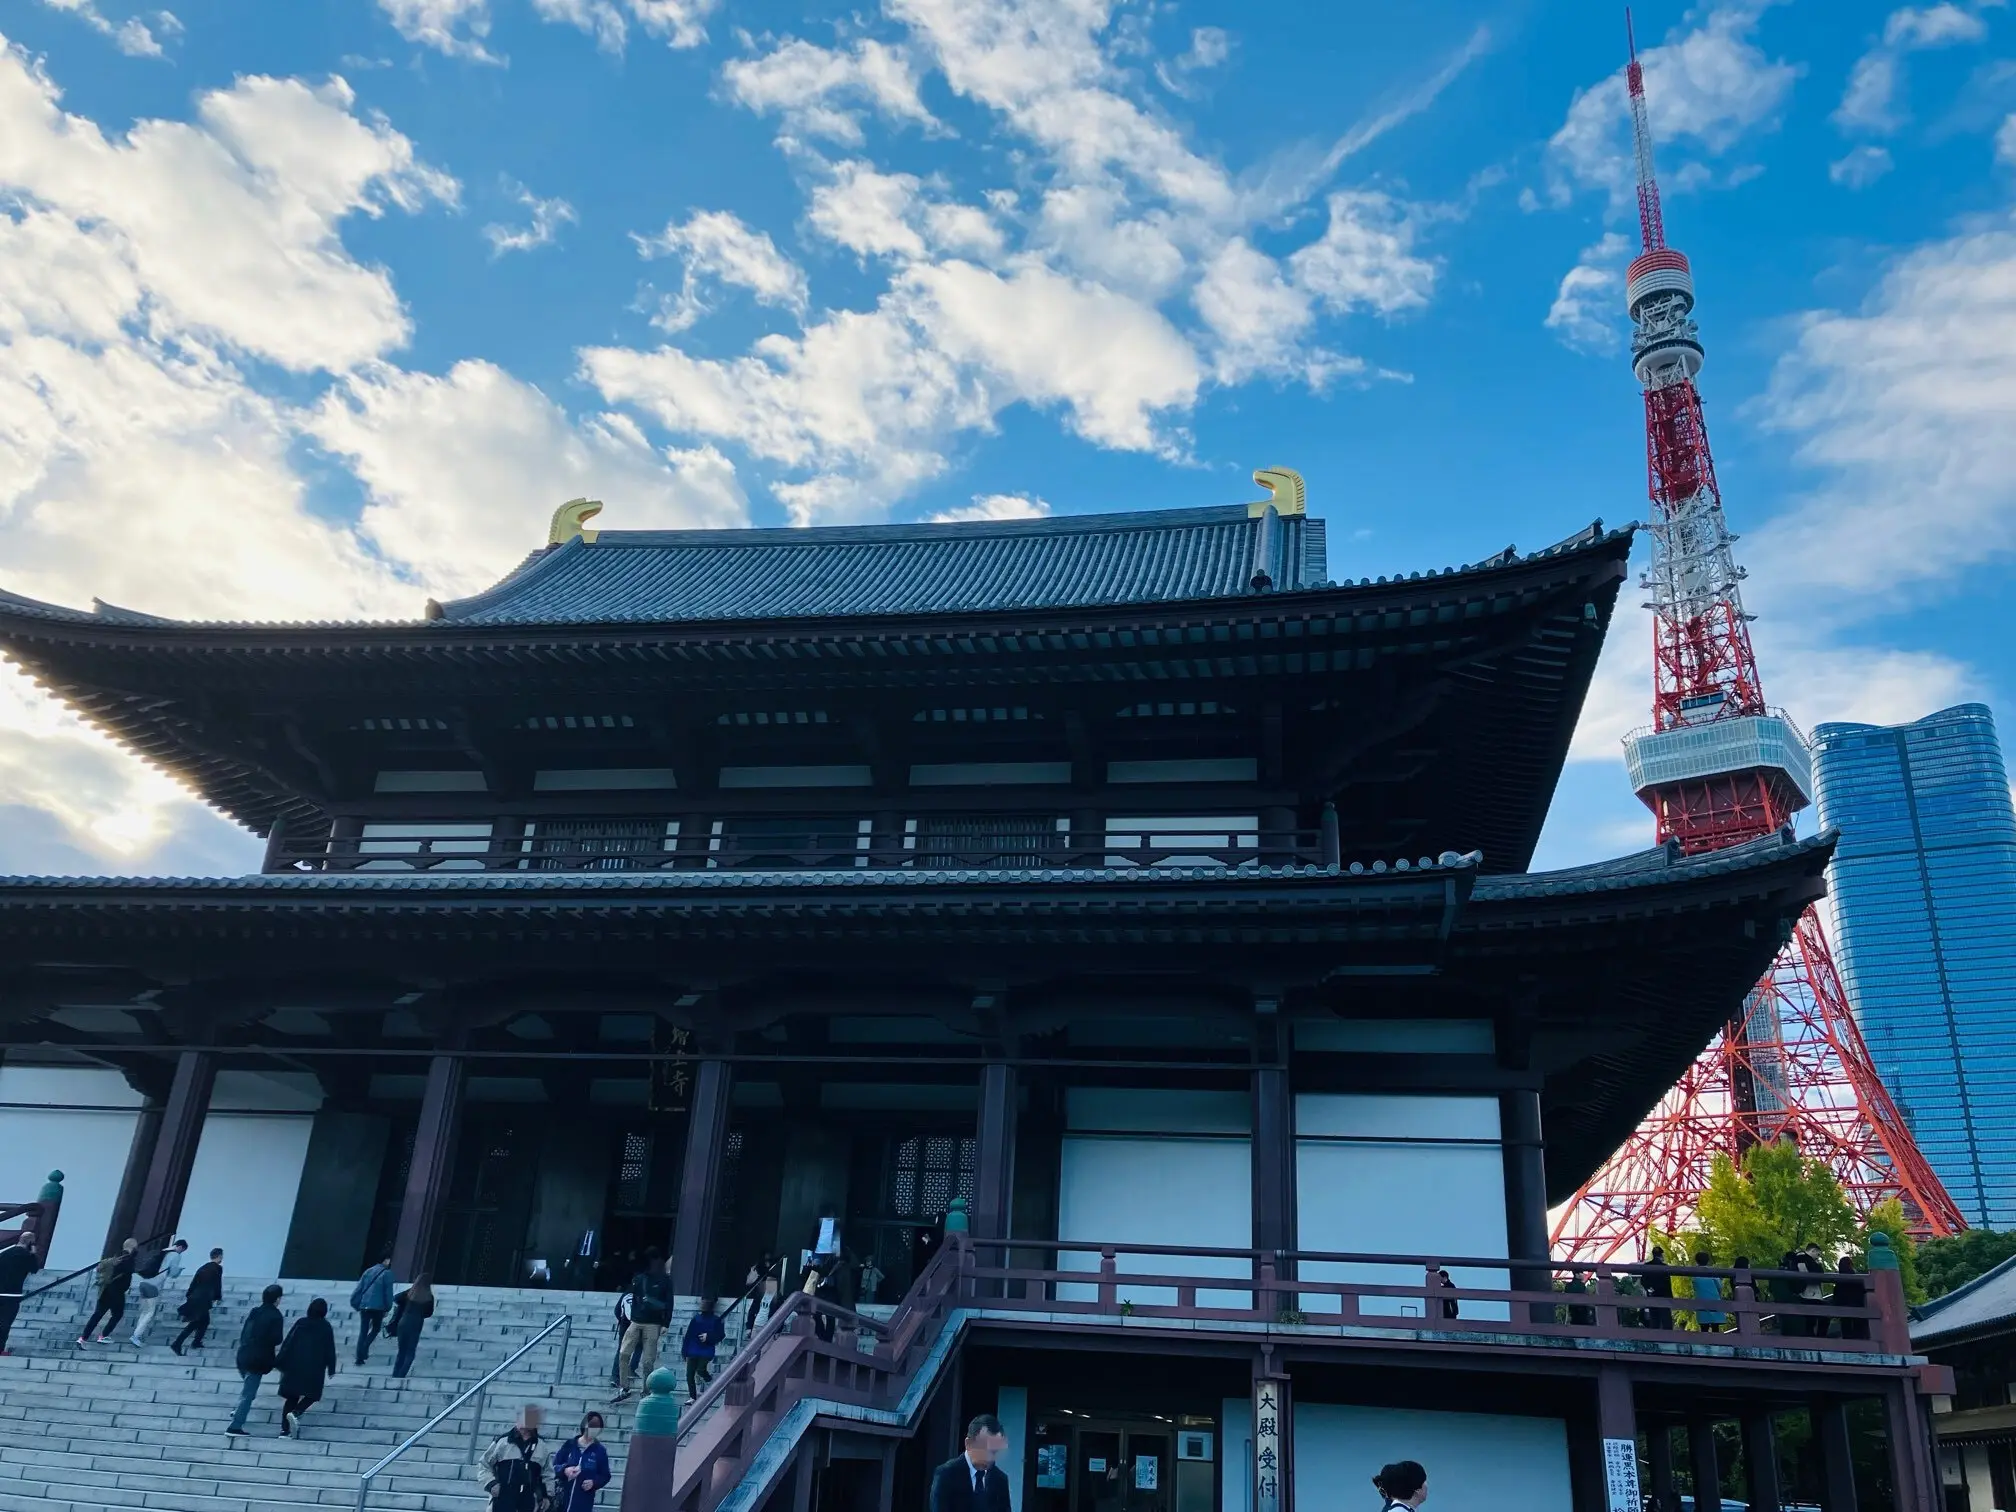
[931,1414,1011,1512]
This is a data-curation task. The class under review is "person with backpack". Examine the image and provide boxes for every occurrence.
[551,1411,612,1512]
[171,1248,224,1354]
[273,1297,338,1437]
[388,1273,435,1380]
[680,1295,726,1401]
[612,1248,671,1402]
[478,1403,550,1512]
[226,1284,286,1436]
[130,1238,187,1346]
[350,1254,396,1366]
[77,1238,139,1346]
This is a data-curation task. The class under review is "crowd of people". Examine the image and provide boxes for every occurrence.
[1557,1242,1875,1337]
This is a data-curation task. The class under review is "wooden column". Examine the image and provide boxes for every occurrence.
[1687,1418,1723,1512]
[102,1097,164,1256]
[973,1063,1017,1243]
[1252,997,1294,1301]
[1500,1086,1550,1322]
[1596,1368,1638,1512]
[1812,1398,1859,1512]
[1884,1381,1941,1512]
[1647,1424,1676,1512]
[392,1054,464,1279]
[669,1059,733,1297]
[131,1050,216,1246]
[1740,1411,1781,1512]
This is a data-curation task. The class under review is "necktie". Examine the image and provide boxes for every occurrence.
[974,1469,984,1501]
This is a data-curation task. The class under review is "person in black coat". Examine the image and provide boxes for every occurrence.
[930,1414,1012,1512]
[1833,1256,1870,1340]
[275,1297,339,1437]
[77,1238,138,1345]
[389,1274,436,1380]
[227,1284,286,1436]
[172,1248,224,1355]
[0,1233,41,1355]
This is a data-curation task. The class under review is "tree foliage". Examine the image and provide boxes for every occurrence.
[1918,1228,2016,1300]
[1668,1138,1920,1298]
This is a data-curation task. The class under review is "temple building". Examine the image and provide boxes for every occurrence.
[0,482,1947,1512]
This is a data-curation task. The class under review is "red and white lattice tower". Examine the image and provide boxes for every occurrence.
[1548,16,1965,1262]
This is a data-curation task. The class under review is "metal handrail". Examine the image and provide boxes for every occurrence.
[354,1311,573,1512]
[2,1229,177,1304]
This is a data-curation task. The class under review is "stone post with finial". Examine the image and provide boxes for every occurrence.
[618,1367,681,1512]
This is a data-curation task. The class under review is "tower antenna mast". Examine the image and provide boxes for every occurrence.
[1551,13,1964,1261]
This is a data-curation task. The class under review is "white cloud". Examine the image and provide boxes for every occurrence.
[1288,191,1437,318]
[806,161,1007,263]
[0,55,457,374]
[930,492,1050,522]
[722,37,939,145]
[1997,112,2016,166]
[1193,239,1316,382]
[1542,3,1798,212]
[531,0,718,53]
[1154,26,1230,99]
[376,0,497,61]
[636,209,810,332]
[1835,3,1988,134]
[1749,218,2016,605]
[0,43,736,872]
[580,258,1198,519]
[1545,232,1630,353]
[1829,144,1896,188]
[34,0,179,58]
[808,162,929,260]
[902,259,1200,452]
[484,182,578,256]
[307,360,748,598]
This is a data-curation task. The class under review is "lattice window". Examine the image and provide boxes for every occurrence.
[616,1132,652,1212]
[891,1134,977,1219]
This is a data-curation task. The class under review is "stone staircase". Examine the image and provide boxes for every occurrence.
[0,1274,755,1512]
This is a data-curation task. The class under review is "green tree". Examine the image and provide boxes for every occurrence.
[1691,1139,1859,1265]
[1863,1197,1924,1303]
[1918,1228,2016,1299]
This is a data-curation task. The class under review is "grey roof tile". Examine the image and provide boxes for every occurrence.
[1913,1256,2016,1345]
[433,506,1328,625]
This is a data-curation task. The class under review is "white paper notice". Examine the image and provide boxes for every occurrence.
[1603,1438,1640,1512]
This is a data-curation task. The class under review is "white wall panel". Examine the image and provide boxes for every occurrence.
[1295,1094,1508,1320]
[177,1114,316,1279]
[1057,1134,1251,1306]
[0,1067,143,1273]
[1293,1403,1570,1512]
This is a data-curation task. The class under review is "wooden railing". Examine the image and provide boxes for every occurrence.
[272,828,1341,874]
[654,1238,1910,1512]
[666,1242,967,1512]
[0,1198,55,1260]
[959,1237,1913,1356]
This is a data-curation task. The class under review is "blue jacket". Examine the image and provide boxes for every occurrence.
[351,1264,396,1314]
[551,1437,612,1512]
[682,1310,726,1359]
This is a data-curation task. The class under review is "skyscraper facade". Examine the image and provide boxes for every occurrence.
[1812,703,2016,1229]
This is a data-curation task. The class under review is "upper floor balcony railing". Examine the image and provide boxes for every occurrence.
[270,823,1347,874]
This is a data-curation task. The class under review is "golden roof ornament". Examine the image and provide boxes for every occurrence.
[1248,467,1306,517]
[548,498,604,545]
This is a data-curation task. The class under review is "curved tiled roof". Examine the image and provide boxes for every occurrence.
[433,506,1329,625]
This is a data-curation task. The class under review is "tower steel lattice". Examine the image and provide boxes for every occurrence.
[1549,17,1965,1262]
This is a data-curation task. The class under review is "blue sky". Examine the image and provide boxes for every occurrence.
[1,0,2012,876]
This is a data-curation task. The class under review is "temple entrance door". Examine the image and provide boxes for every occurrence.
[1072,1425,1172,1512]
[437,1112,538,1287]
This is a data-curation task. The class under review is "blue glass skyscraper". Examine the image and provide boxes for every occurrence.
[1812,703,2016,1230]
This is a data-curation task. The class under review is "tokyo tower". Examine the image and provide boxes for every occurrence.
[1549,16,1965,1262]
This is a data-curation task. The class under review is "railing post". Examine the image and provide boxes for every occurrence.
[1098,1249,1117,1308]
[555,1315,572,1387]
[467,1385,486,1465]
[1257,1256,1278,1322]
[619,1370,683,1512]
[1871,1265,1912,1355]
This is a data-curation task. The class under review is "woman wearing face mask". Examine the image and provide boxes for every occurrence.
[551,1411,611,1511]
